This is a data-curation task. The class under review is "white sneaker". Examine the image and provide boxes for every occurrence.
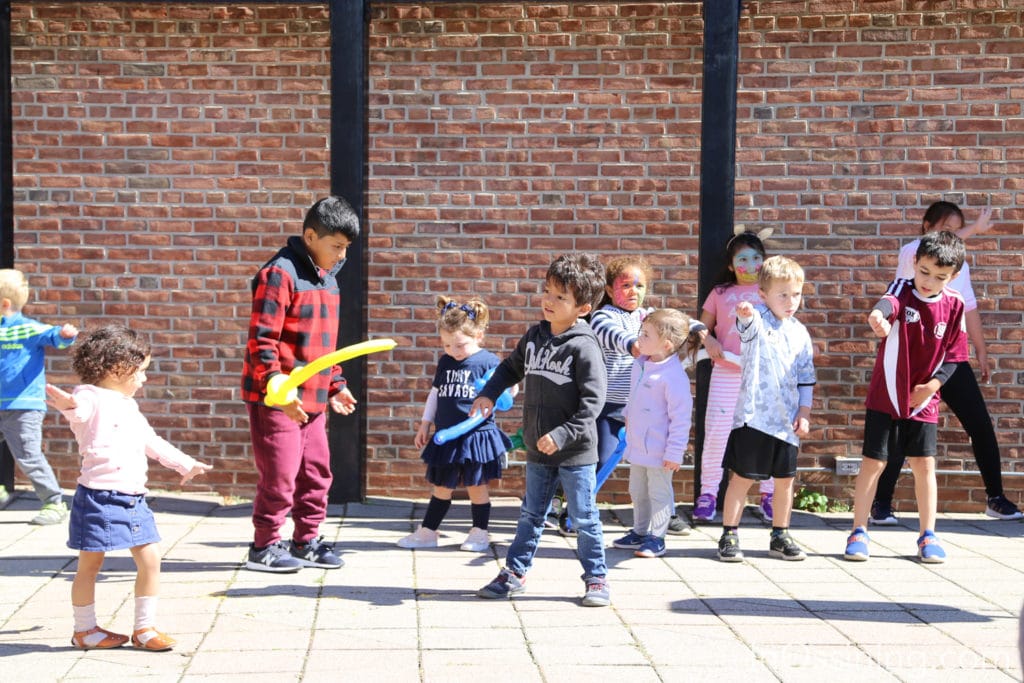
[460,527,491,552]
[397,526,439,549]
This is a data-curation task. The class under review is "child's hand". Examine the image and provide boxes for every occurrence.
[793,407,811,437]
[735,301,754,319]
[414,422,432,449]
[329,387,358,415]
[910,381,938,409]
[181,461,213,485]
[536,433,557,456]
[470,396,494,419]
[662,459,680,472]
[45,383,77,411]
[970,207,994,236]
[867,310,891,337]
[59,323,78,339]
[281,399,308,425]
[702,334,724,360]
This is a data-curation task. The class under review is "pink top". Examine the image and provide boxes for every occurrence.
[703,283,763,370]
[60,384,198,495]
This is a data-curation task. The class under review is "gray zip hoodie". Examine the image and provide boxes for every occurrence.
[479,319,607,467]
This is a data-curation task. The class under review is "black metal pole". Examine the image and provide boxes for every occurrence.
[327,0,368,503]
[694,0,741,511]
[0,0,16,495]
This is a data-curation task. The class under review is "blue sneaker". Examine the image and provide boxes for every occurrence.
[917,530,946,564]
[612,530,646,549]
[581,577,610,607]
[634,536,666,558]
[477,569,525,599]
[844,527,870,561]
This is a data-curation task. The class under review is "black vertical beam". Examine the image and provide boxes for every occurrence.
[694,0,741,508]
[0,0,16,494]
[327,0,368,503]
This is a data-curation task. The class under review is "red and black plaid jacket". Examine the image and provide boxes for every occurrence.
[241,236,346,412]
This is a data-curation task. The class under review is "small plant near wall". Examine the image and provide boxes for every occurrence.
[794,487,828,513]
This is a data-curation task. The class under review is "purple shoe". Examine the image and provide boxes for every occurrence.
[759,493,774,521]
[693,494,716,522]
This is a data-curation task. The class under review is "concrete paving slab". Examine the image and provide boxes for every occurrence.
[0,493,1021,680]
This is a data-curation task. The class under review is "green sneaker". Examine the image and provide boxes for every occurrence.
[30,501,68,526]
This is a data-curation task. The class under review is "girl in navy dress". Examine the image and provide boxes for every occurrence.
[398,297,512,552]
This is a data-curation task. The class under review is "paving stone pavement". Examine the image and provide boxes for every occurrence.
[0,488,1022,682]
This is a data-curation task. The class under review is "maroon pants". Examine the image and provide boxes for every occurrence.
[248,403,332,547]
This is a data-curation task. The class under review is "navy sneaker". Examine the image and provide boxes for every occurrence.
[634,536,666,558]
[768,530,806,561]
[985,495,1023,521]
[477,569,525,599]
[246,541,303,573]
[612,530,646,549]
[289,536,344,569]
[869,500,898,525]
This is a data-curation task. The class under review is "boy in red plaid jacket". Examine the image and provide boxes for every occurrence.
[241,196,360,573]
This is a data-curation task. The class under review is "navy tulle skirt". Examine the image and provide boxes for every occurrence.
[421,423,510,489]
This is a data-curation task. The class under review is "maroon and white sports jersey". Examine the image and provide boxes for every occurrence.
[864,278,968,423]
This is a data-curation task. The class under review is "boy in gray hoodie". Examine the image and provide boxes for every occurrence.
[472,253,611,607]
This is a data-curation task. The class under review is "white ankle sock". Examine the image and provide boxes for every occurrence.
[134,595,157,632]
[73,603,97,634]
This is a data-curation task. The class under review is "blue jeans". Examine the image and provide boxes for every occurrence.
[506,462,607,580]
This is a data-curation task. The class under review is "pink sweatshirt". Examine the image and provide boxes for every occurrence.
[60,384,198,495]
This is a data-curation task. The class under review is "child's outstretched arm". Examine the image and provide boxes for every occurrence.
[956,206,993,240]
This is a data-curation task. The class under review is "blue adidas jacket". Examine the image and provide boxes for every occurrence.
[0,312,76,410]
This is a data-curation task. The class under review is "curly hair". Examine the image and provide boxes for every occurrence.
[597,255,654,308]
[72,325,151,385]
[435,296,488,336]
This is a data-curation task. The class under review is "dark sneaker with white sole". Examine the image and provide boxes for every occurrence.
[477,568,526,599]
[985,495,1023,520]
[289,536,344,569]
[768,531,806,561]
[246,541,303,573]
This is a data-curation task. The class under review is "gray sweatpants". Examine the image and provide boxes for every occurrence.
[0,410,63,506]
[628,464,675,538]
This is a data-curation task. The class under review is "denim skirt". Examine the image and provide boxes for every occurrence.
[67,485,161,552]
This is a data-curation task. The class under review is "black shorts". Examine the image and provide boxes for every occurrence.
[723,425,797,480]
[862,409,937,462]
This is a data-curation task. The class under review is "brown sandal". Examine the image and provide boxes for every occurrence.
[131,627,176,652]
[71,626,129,650]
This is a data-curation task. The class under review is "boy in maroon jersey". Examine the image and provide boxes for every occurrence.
[241,196,360,573]
[844,230,967,564]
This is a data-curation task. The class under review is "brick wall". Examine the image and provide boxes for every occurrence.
[10,2,333,495]
[10,2,1024,512]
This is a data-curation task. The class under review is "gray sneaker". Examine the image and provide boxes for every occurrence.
[667,514,692,536]
[477,569,525,599]
[245,541,303,573]
[581,577,610,607]
[30,501,68,526]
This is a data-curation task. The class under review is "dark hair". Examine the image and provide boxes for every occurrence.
[436,296,488,336]
[546,252,606,309]
[713,231,767,289]
[920,201,964,235]
[916,230,965,272]
[72,325,151,385]
[597,255,654,308]
[303,195,361,241]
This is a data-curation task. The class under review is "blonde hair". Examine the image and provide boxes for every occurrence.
[0,269,29,311]
[436,296,488,336]
[758,255,804,290]
[642,308,702,366]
